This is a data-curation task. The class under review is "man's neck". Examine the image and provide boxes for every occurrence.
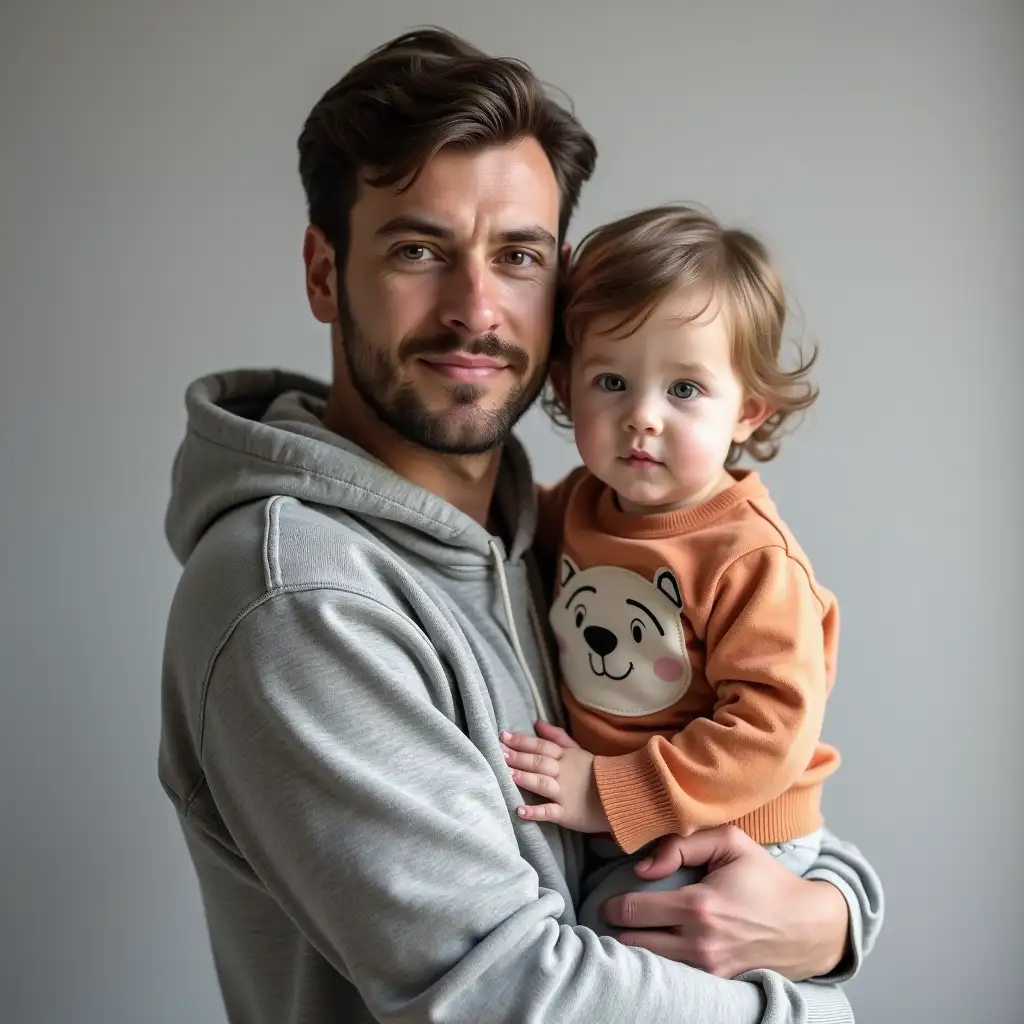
[322,389,501,526]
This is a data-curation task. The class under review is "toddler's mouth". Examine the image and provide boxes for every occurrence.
[621,450,662,468]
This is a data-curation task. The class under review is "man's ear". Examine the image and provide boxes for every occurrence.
[560,240,572,274]
[303,225,339,324]
[733,394,772,444]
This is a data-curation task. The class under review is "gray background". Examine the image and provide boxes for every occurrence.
[2,1,1021,1021]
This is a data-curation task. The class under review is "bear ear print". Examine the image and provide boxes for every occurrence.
[654,567,683,609]
[559,556,579,587]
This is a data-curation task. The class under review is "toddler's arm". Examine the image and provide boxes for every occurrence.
[595,545,833,853]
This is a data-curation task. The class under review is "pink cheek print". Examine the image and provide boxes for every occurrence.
[653,657,684,682]
[555,633,567,653]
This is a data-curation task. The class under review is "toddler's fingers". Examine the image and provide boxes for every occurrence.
[500,730,564,760]
[516,802,565,824]
[535,720,580,749]
[503,747,560,778]
[509,768,560,801]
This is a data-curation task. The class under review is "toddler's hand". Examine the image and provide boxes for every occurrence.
[500,721,609,833]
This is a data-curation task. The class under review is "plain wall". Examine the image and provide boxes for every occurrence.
[2,1,1021,1021]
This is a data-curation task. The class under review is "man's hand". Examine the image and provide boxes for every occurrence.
[603,825,850,981]
[500,721,610,833]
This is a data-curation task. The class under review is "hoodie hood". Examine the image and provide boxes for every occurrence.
[165,369,538,567]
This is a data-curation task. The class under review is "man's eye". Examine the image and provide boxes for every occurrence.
[669,380,699,400]
[595,374,626,392]
[397,244,434,261]
[503,250,536,267]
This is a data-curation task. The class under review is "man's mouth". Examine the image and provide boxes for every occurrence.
[418,352,511,382]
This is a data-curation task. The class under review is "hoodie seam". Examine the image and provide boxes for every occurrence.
[189,427,460,538]
[263,497,283,590]
[195,582,429,760]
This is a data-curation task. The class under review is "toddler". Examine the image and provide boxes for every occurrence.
[502,204,841,933]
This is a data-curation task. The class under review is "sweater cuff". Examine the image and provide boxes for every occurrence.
[739,972,853,1024]
[798,982,853,1023]
[593,747,679,854]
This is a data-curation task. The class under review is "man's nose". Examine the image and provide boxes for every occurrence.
[438,257,500,339]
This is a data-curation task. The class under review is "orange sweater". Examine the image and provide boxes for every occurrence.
[536,468,841,855]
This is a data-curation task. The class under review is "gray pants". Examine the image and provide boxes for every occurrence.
[578,829,824,936]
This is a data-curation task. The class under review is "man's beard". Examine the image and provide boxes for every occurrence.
[340,303,547,456]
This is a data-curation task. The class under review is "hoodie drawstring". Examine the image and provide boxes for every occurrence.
[489,540,551,724]
[526,584,562,727]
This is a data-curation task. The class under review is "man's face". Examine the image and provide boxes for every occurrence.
[334,139,560,455]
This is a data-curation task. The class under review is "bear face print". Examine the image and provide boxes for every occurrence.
[549,557,693,717]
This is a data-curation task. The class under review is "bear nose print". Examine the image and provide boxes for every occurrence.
[583,625,618,657]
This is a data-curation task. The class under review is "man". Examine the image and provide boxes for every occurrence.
[159,28,882,1023]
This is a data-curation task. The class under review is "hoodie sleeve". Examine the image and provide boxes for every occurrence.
[804,830,885,984]
[198,586,855,1024]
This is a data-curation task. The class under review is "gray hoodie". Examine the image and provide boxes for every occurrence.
[159,369,882,1024]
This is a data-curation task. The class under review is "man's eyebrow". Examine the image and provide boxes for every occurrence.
[498,227,557,248]
[374,217,557,249]
[375,216,453,240]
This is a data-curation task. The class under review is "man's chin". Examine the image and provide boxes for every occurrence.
[422,409,509,453]
[416,380,510,409]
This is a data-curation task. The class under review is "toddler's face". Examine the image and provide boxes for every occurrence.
[568,287,765,513]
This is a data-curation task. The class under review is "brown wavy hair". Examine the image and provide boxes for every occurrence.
[545,204,818,465]
[298,28,597,267]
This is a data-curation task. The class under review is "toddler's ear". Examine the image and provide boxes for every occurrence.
[733,395,772,443]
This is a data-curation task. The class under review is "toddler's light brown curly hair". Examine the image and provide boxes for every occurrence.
[544,204,818,465]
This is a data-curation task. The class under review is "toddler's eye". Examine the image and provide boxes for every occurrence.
[595,373,626,392]
[669,380,699,400]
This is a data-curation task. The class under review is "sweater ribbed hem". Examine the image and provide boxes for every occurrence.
[739,973,853,1024]
[729,785,824,845]
[594,748,678,854]
[595,745,825,852]
[801,982,853,1023]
